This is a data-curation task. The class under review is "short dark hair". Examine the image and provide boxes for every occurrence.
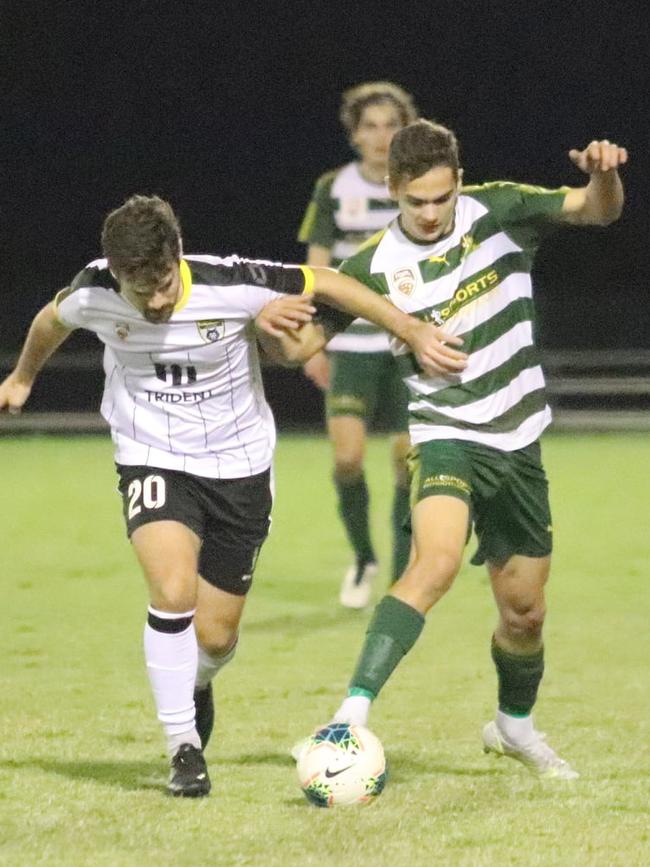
[388,120,460,185]
[101,195,181,280]
[339,81,418,136]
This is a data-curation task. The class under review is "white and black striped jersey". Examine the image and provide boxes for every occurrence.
[54,255,311,478]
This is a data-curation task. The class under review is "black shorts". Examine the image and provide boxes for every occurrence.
[116,465,272,595]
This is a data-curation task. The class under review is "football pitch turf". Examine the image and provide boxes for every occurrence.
[1,433,649,866]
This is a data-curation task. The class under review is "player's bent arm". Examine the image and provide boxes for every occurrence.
[561,140,627,226]
[308,268,468,375]
[561,174,624,226]
[302,349,330,390]
[0,301,75,413]
[254,293,317,366]
[255,294,316,339]
[309,268,407,334]
[256,321,328,366]
[14,302,74,382]
[302,247,332,385]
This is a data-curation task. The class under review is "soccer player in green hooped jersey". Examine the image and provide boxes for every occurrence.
[292,121,627,779]
[298,82,419,609]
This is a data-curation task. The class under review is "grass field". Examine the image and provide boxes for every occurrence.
[1,432,649,866]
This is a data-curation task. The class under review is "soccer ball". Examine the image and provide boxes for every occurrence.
[296,723,387,807]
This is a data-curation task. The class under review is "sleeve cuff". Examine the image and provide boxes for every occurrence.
[299,265,315,296]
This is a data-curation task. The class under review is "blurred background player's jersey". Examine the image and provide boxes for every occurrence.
[298,162,397,353]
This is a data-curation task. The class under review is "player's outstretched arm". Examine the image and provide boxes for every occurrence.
[310,268,468,376]
[0,302,74,414]
[562,139,627,226]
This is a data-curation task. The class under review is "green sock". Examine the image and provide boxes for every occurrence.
[491,636,544,716]
[390,485,411,583]
[349,596,425,698]
[335,474,375,566]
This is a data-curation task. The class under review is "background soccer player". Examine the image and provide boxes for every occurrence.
[0,194,464,797]
[298,82,419,608]
[292,124,627,779]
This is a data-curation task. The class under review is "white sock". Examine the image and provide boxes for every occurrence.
[144,607,201,756]
[496,709,534,743]
[195,638,238,690]
[332,696,371,727]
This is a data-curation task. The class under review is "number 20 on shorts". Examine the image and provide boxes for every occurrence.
[127,475,167,519]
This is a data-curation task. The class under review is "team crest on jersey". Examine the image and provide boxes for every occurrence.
[392,267,417,296]
[114,322,130,340]
[197,319,225,343]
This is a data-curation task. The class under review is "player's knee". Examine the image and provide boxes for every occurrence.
[429,551,462,593]
[195,620,238,656]
[403,550,460,605]
[502,603,546,640]
[334,453,364,481]
[391,436,410,470]
[393,458,409,489]
[149,576,196,613]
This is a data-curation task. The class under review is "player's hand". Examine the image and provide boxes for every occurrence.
[569,140,628,174]
[0,372,33,415]
[303,351,330,390]
[405,321,468,376]
[255,295,316,338]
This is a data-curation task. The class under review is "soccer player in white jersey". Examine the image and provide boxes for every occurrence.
[0,194,465,797]
[298,83,419,608]
[291,122,627,779]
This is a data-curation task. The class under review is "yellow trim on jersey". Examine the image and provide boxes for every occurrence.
[174,259,193,311]
[354,227,388,255]
[297,200,318,243]
[300,265,315,296]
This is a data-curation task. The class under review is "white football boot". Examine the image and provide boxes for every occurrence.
[482,720,579,780]
[339,562,378,609]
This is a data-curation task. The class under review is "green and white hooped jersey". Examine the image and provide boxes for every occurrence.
[339,182,569,452]
[298,161,398,353]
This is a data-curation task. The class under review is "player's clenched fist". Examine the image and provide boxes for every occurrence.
[569,140,628,174]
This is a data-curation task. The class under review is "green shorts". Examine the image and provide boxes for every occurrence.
[408,439,552,566]
[325,351,409,432]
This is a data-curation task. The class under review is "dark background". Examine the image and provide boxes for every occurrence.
[2,0,648,417]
